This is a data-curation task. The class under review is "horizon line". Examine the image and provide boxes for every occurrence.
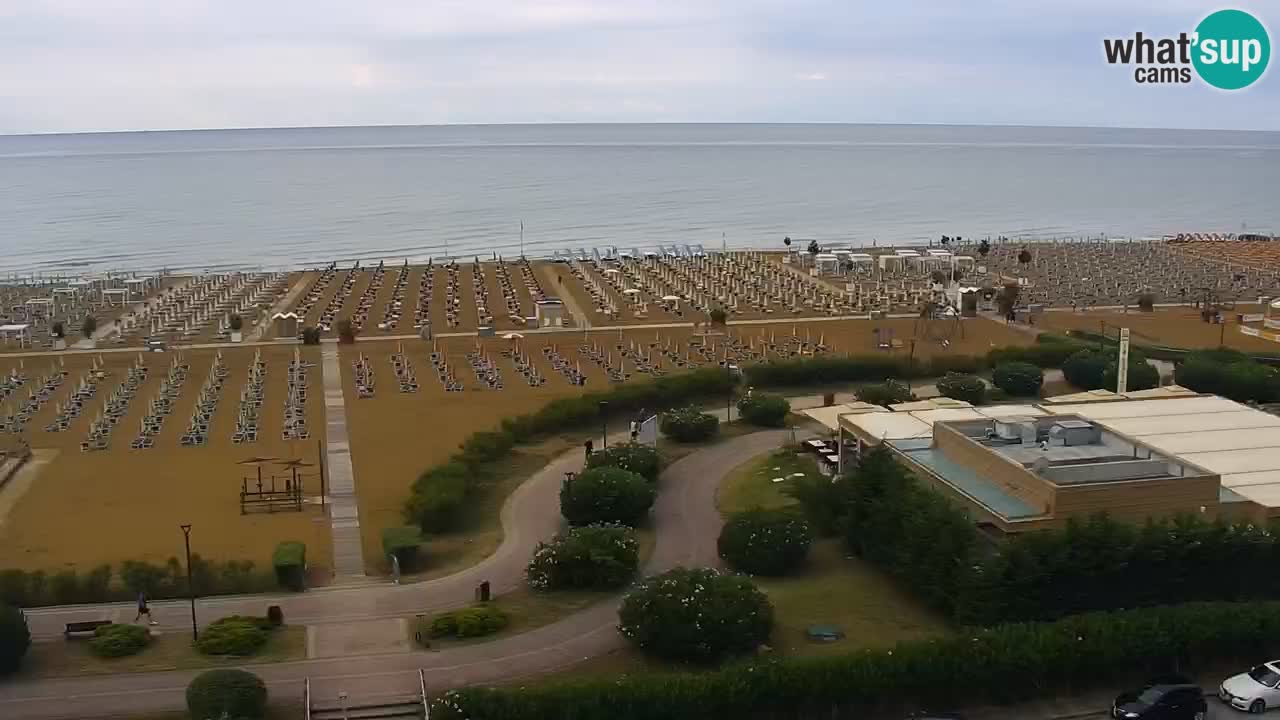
[5,119,1280,140]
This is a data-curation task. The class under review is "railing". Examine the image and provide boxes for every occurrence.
[420,669,430,719]
[303,677,311,720]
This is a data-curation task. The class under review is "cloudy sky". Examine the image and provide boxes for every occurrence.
[2,0,1277,134]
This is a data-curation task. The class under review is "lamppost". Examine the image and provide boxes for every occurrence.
[726,363,733,422]
[599,401,608,449]
[180,524,198,642]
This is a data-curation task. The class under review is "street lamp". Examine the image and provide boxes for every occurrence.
[180,524,198,642]
[599,401,608,450]
[726,363,734,422]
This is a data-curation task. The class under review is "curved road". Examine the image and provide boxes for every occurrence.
[0,429,797,719]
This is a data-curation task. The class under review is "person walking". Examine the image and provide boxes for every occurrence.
[134,590,158,626]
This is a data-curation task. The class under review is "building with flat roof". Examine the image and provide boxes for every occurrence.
[824,392,1280,533]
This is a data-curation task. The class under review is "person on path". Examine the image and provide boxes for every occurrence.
[134,591,158,625]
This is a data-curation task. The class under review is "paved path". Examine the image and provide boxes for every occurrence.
[320,344,366,579]
[0,430,796,719]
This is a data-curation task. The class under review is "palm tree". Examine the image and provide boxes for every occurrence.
[978,239,991,258]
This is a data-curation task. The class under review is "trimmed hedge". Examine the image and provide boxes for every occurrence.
[935,372,986,405]
[0,559,272,608]
[527,524,639,591]
[854,379,914,406]
[586,443,660,482]
[1062,348,1158,392]
[89,623,150,658]
[195,617,271,656]
[660,406,719,442]
[404,462,469,533]
[424,604,509,640]
[560,467,656,527]
[432,601,1280,720]
[617,568,773,663]
[187,669,268,720]
[271,542,306,592]
[0,604,30,675]
[717,509,812,576]
[991,361,1044,397]
[382,526,424,572]
[735,393,790,427]
[1175,349,1280,403]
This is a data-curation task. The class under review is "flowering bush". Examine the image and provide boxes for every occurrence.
[717,509,812,576]
[659,406,719,443]
[526,524,639,591]
[560,466,656,527]
[617,567,773,663]
[586,443,660,482]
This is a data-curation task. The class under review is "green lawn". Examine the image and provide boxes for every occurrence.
[19,625,306,679]
[716,447,812,515]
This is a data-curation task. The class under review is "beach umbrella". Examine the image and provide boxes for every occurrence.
[623,288,641,295]
[502,332,524,340]
[238,455,279,484]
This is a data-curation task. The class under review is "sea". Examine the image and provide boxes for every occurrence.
[1,123,1278,277]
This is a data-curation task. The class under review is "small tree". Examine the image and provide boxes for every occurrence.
[336,319,356,344]
[936,372,987,405]
[1017,247,1032,266]
[229,314,244,331]
[806,239,820,256]
[855,379,914,407]
[51,321,65,339]
[660,406,719,442]
[186,669,268,720]
[0,604,31,675]
[301,327,322,345]
[978,238,991,257]
[81,315,98,339]
[586,442,660,481]
[618,567,773,663]
[991,362,1044,397]
[404,463,468,533]
[560,466,655,527]
[735,393,790,427]
[718,509,813,576]
[526,524,639,591]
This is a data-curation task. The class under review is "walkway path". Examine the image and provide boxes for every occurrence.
[0,430,797,719]
[320,344,365,580]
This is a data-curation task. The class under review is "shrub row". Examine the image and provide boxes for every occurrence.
[526,524,639,591]
[434,601,1280,720]
[271,541,306,592]
[585,443,660,482]
[0,557,277,608]
[1175,348,1280,403]
[1062,348,1159,391]
[735,393,790,427]
[0,604,30,675]
[935,372,987,405]
[89,623,150,658]
[196,615,277,656]
[423,604,509,640]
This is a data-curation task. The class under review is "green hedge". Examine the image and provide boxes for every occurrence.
[717,509,812,576]
[423,604,509,640]
[659,406,719,442]
[187,669,268,720]
[404,462,469,533]
[195,616,272,656]
[586,443,660,482]
[0,559,274,608]
[935,372,987,405]
[431,601,1280,720]
[560,467,656,527]
[1175,349,1280,403]
[0,604,30,675]
[526,524,639,591]
[382,526,424,572]
[89,623,150,658]
[991,361,1044,397]
[618,568,773,663]
[735,393,791,427]
[271,542,306,592]
[854,379,914,406]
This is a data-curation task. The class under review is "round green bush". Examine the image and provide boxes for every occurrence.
[618,567,774,663]
[1103,355,1159,392]
[1064,348,1158,391]
[936,372,987,405]
[526,524,639,590]
[404,462,468,533]
[0,604,31,675]
[586,442,660,481]
[425,605,508,640]
[88,623,150,658]
[659,406,719,443]
[560,466,656,527]
[991,362,1044,397]
[855,380,913,407]
[186,669,268,720]
[717,509,813,576]
[735,393,791,427]
[195,618,270,656]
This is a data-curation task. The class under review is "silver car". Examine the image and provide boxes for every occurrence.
[1220,661,1280,713]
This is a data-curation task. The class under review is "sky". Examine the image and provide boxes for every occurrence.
[1,0,1278,134]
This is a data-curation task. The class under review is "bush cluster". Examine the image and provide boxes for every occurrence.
[526,524,639,591]
[1062,348,1159,391]
[88,623,150,658]
[187,669,268,720]
[935,372,986,404]
[991,361,1044,397]
[382,526,424,572]
[1175,348,1280,403]
[424,604,509,640]
[617,567,773,663]
[586,443,660,482]
[854,379,914,406]
[0,558,275,608]
[195,616,273,656]
[405,462,469,533]
[717,509,812,576]
[432,601,1280,720]
[0,604,30,675]
[271,541,306,592]
[659,406,719,442]
[560,467,655,527]
[735,393,790,427]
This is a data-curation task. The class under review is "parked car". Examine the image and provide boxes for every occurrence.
[1112,678,1206,719]
[1220,661,1280,713]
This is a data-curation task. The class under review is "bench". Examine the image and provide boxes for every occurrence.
[64,619,112,638]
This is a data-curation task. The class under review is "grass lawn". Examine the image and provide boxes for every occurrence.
[716,447,813,515]
[18,625,306,679]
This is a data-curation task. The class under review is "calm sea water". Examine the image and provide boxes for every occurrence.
[1,123,1278,275]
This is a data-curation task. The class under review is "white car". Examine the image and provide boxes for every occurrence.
[1220,661,1280,713]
